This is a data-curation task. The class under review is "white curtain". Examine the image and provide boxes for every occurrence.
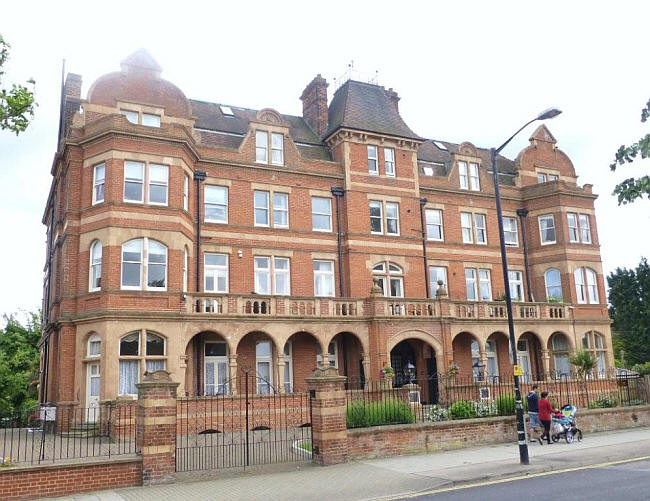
[119,360,139,395]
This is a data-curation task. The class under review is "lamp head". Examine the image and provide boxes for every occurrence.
[537,108,562,120]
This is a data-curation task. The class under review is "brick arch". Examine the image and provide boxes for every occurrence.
[184,330,233,355]
[386,329,443,356]
[325,330,368,356]
[234,329,278,355]
[547,330,575,352]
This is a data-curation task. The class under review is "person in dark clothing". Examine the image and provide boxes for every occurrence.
[538,391,558,444]
[527,385,541,443]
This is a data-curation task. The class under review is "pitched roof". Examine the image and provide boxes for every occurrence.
[190,99,331,160]
[325,80,422,140]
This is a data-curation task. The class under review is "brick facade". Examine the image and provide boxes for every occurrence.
[40,49,612,412]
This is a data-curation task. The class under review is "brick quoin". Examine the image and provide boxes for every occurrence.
[40,49,613,413]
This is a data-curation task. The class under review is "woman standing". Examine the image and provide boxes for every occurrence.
[538,391,558,445]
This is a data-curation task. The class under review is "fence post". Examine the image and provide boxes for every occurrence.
[136,370,179,485]
[307,366,348,466]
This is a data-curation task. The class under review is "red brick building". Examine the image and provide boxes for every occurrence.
[40,50,612,411]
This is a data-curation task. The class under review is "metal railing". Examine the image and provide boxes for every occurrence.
[0,402,137,466]
[344,371,649,429]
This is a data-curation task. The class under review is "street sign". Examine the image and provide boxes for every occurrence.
[513,364,523,376]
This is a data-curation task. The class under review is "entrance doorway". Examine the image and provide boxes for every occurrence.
[86,362,100,422]
[390,339,439,404]
[205,341,228,395]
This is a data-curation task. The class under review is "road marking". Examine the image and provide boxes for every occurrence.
[383,455,650,500]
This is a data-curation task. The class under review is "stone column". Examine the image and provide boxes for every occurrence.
[541,349,551,381]
[306,366,348,466]
[479,349,489,381]
[136,370,179,485]
[276,354,286,393]
[228,355,238,395]
[361,354,371,384]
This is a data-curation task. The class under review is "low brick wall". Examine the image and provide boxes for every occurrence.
[0,456,142,500]
[347,405,650,460]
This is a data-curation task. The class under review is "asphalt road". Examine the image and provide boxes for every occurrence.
[402,457,650,501]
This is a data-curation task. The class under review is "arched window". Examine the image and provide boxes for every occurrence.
[544,268,562,301]
[118,330,167,396]
[121,238,167,291]
[550,333,570,377]
[574,267,598,304]
[87,333,101,358]
[372,262,404,297]
[89,241,102,292]
[582,331,607,377]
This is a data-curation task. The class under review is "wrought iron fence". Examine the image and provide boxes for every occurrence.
[345,371,649,429]
[0,402,137,466]
[176,373,312,472]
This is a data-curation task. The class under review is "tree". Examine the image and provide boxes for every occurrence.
[0,33,36,134]
[608,258,650,365]
[0,312,41,414]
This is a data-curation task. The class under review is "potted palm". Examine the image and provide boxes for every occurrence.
[570,350,596,407]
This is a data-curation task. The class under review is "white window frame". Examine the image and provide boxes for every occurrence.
[385,202,400,235]
[479,269,492,301]
[316,341,339,368]
[89,240,102,292]
[549,174,559,181]
[567,213,579,243]
[586,268,599,304]
[428,266,447,298]
[368,145,378,175]
[465,269,477,301]
[458,161,468,189]
[283,341,293,393]
[121,109,139,124]
[254,190,270,227]
[254,257,271,295]
[273,192,289,228]
[255,130,268,163]
[183,174,189,211]
[509,270,524,301]
[369,200,383,234]
[142,113,161,128]
[503,217,518,246]
[372,262,404,297]
[87,333,101,358]
[120,238,168,291]
[183,247,188,293]
[469,162,480,191]
[123,161,168,206]
[461,212,473,243]
[474,213,487,244]
[311,196,332,232]
[537,172,547,184]
[256,340,273,394]
[538,214,556,245]
[254,256,290,295]
[204,185,228,224]
[273,257,291,295]
[314,260,335,297]
[486,340,499,378]
[384,147,395,177]
[544,268,563,301]
[425,209,444,241]
[204,253,229,293]
[93,163,105,205]
[579,214,592,244]
[271,133,284,166]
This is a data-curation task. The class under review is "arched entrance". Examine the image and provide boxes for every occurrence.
[330,332,365,389]
[390,339,438,404]
[184,331,231,396]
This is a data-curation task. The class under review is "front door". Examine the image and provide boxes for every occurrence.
[86,363,100,422]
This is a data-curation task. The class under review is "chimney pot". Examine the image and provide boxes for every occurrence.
[300,74,329,138]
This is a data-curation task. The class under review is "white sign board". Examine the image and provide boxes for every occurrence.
[40,406,57,421]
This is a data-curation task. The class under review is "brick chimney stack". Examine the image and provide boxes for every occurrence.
[300,74,329,137]
[58,73,82,147]
[386,87,400,112]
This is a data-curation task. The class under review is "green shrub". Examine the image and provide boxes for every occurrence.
[495,394,516,415]
[346,399,415,428]
[588,394,618,409]
[448,400,477,419]
[631,362,650,376]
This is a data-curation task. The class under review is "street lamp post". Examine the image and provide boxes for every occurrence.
[491,107,561,465]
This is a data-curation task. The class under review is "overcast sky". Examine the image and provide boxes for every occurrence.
[0,0,648,319]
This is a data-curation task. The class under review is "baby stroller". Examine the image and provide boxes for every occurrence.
[551,404,583,444]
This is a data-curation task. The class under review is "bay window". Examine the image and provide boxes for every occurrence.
[93,163,105,204]
[89,240,102,292]
[121,238,167,291]
[539,214,556,244]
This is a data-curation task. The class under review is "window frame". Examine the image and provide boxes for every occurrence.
[538,214,556,245]
[118,330,167,397]
[273,192,289,229]
[458,161,469,189]
[204,185,229,224]
[474,213,487,245]
[256,340,273,394]
[120,238,168,291]
[311,196,332,232]
[271,132,284,166]
[503,217,518,247]
[508,270,524,301]
[579,214,592,244]
[567,213,579,243]
[147,164,169,206]
[92,163,105,205]
[428,266,447,298]
[254,256,291,295]
[283,341,293,393]
[369,200,383,234]
[204,252,229,293]
[87,333,101,358]
[367,145,379,175]
[372,261,404,298]
[89,240,102,292]
[544,268,563,301]
[384,147,395,177]
[123,160,144,203]
[254,190,270,227]
[385,202,400,235]
[425,209,444,241]
[123,161,169,206]
[460,212,473,244]
[255,130,268,164]
[465,269,477,301]
[469,162,480,191]
[314,260,335,297]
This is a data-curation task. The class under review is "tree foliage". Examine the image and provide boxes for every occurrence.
[0,312,41,414]
[608,258,650,365]
[570,350,596,380]
[0,33,36,135]
[610,99,650,205]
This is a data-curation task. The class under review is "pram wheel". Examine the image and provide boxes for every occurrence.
[574,429,583,442]
[551,434,560,443]
[565,431,574,444]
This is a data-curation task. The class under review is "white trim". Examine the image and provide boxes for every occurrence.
[538,214,556,245]
[92,163,105,205]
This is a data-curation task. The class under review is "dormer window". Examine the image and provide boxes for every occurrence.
[459,161,480,190]
[120,109,161,127]
[256,130,284,165]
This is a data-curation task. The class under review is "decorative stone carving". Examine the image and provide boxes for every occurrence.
[458,141,478,156]
[256,108,284,124]
[435,279,448,298]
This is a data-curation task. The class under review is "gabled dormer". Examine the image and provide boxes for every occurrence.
[517,124,578,186]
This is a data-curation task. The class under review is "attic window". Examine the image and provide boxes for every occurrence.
[422,167,434,176]
[433,141,447,151]
[220,106,234,117]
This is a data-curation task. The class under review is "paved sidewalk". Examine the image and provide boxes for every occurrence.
[45,427,650,501]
